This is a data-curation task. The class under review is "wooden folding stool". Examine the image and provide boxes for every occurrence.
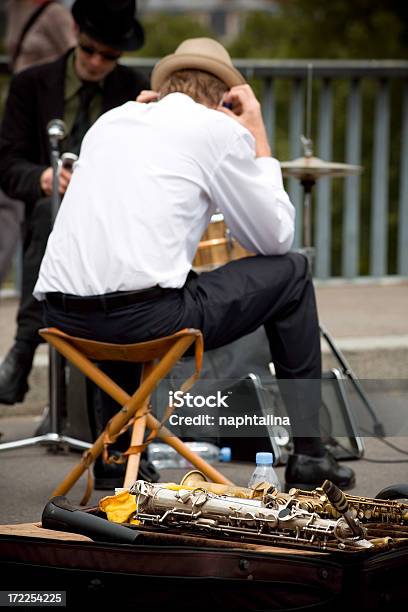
[39,327,232,503]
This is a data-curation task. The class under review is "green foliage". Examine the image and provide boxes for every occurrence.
[126,14,214,58]
[228,1,407,60]
[227,1,406,276]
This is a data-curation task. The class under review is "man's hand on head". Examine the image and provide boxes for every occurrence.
[218,84,271,158]
[40,166,73,197]
[136,90,159,103]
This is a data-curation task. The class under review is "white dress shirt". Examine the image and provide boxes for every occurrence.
[34,93,295,299]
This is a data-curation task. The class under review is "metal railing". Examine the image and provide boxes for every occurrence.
[1,56,407,284]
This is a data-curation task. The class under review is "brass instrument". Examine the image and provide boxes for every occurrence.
[180,470,408,525]
[130,479,372,552]
[99,471,408,553]
[285,487,408,524]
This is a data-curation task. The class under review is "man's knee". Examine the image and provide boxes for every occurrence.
[284,251,310,281]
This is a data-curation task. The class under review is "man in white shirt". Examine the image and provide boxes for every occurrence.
[34,38,355,491]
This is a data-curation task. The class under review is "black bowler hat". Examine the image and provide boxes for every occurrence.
[72,0,145,51]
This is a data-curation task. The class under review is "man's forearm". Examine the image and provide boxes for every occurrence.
[253,124,272,158]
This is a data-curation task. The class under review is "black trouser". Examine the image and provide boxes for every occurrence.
[86,360,141,452]
[43,253,323,450]
[16,197,52,345]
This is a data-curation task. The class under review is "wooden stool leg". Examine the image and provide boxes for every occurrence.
[47,333,232,501]
[123,362,154,488]
[50,335,202,498]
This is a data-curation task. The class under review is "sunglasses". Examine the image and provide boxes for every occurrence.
[78,42,121,62]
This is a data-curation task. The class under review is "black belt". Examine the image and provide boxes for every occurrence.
[45,286,174,313]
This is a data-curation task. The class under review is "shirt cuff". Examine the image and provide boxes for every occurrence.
[255,156,285,189]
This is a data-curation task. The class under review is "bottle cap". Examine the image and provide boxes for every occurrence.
[219,447,232,462]
[255,452,273,465]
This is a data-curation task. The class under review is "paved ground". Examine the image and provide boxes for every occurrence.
[0,281,407,524]
[1,403,408,524]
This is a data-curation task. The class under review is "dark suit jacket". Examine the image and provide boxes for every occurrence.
[0,50,148,208]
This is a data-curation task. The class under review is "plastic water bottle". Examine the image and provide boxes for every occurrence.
[177,442,231,468]
[147,444,178,469]
[147,442,231,469]
[248,452,281,491]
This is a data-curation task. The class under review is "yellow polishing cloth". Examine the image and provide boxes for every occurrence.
[99,491,139,525]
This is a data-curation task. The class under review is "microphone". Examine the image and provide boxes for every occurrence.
[47,119,67,220]
[47,119,66,148]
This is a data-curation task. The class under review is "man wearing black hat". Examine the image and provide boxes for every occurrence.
[0,0,147,410]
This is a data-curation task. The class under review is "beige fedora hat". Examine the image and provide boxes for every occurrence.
[151,38,246,91]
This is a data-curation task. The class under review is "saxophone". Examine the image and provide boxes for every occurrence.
[122,471,408,552]
[180,470,408,525]
[130,479,372,551]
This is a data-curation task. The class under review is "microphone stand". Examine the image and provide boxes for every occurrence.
[0,120,91,453]
[48,120,67,451]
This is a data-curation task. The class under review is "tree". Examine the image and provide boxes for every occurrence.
[127,14,214,58]
[227,2,406,275]
[228,1,407,59]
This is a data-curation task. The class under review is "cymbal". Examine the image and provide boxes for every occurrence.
[280,156,362,180]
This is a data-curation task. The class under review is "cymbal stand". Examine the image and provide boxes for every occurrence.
[299,167,385,438]
[319,324,385,436]
[299,176,316,268]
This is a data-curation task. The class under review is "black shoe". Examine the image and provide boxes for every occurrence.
[93,450,160,490]
[0,343,35,404]
[285,452,356,491]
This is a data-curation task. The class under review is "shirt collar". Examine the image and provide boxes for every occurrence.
[64,49,104,101]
